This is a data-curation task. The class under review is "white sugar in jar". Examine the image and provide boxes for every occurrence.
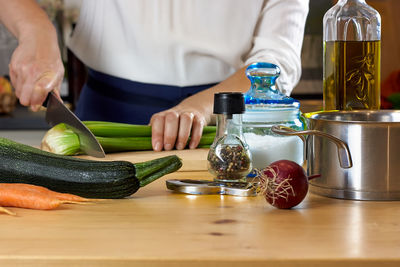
[240,106,305,171]
[243,132,303,170]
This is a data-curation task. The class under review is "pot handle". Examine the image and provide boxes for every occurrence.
[271,125,353,169]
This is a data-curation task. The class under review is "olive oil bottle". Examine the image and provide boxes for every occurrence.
[323,0,381,111]
[324,40,381,110]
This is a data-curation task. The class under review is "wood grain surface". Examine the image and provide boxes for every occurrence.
[1,150,400,266]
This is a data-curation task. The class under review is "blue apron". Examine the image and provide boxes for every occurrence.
[75,69,215,124]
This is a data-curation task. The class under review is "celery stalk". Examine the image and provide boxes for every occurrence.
[41,121,216,155]
[84,121,151,137]
[83,121,216,138]
[96,136,152,152]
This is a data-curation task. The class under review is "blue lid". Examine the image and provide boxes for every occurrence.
[244,62,297,106]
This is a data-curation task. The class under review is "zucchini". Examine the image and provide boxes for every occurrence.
[0,137,182,199]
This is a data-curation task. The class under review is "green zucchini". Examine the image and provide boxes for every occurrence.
[0,137,182,199]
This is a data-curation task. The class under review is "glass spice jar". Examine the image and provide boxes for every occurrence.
[242,62,304,170]
[207,92,252,182]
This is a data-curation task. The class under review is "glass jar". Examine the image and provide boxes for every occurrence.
[242,62,304,170]
[207,93,252,182]
[323,0,381,110]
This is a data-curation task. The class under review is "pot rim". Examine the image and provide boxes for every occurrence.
[305,110,400,124]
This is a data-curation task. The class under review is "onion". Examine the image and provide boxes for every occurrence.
[258,160,317,209]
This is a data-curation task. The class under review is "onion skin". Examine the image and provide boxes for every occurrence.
[259,160,309,209]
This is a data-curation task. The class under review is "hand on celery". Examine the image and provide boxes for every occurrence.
[150,107,207,151]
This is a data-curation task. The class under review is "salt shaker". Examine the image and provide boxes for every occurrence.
[207,93,252,182]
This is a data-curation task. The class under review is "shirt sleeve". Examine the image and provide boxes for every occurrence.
[244,0,309,95]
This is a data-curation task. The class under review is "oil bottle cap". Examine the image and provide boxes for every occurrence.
[213,92,245,115]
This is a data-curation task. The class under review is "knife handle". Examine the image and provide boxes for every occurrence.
[43,91,60,108]
[42,93,51,108]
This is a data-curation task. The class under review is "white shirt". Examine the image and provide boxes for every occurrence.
[68,0,309,95]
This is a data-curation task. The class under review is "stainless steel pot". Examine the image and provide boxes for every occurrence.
[271,110,400,201]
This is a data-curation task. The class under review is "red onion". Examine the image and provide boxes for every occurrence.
[259,160,316,209]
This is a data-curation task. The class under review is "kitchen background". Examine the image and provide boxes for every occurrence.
[0,0,399,130]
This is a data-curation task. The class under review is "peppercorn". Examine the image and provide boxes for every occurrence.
[207,144,251,181]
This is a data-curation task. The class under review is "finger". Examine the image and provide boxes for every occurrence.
[11,62,38,107]
[150,113,165,152]
[18,77,35,107]
[9,57,28,100]
[8,64,17,86]
[51,87,63,102]
[176,112,194,150]
[30,72,60,107]
[188,115,206,149]
[163,111,179,151]
[17,67,47,108]
[9,65,21,98]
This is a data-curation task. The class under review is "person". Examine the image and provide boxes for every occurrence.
[0,0,309,151]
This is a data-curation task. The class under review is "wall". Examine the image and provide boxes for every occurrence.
[369,0,400,83]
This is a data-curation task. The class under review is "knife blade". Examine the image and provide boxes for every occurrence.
[44,92,105,158]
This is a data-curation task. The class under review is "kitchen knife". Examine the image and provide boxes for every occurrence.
[44,91,105,158]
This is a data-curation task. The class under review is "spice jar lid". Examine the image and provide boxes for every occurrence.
[213,92,245,115]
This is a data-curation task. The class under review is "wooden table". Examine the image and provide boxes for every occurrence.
[1,149,400,266]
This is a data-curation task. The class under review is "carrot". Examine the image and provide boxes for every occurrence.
[0,183,95,211]
[6,183,94,202]
[0,188,63,210]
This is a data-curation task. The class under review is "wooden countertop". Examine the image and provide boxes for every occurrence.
[1,149,400,267]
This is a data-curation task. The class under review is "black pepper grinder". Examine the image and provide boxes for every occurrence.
[207,92,252,182]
